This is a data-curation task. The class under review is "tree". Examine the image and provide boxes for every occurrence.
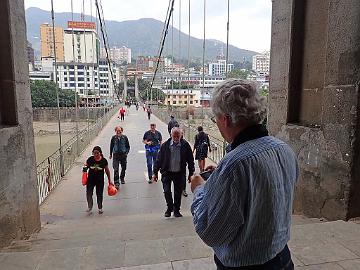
[139,88,165,102]
[30,80,78,107]
[227,69,250,79]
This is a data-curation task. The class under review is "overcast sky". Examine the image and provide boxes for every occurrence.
[24,0,272,53]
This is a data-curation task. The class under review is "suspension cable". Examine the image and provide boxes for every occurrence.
[95,0,120,103]
[201,0,206,125]
[187,0,191,140]
[50,0,64,175]
[149,0,175,103]
[70,0,80,155]
[225,0,230,77]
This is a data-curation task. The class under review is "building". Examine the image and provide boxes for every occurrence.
[29,70,53,81]
[163,89,199,107]
[63,28,99,64]
[159,73,226,89]
[252,51,270,73]
[208,59,234,76]
[101,46,132,64]
[40,23,65,61]
[27,41,35,66]
[136,56,165,72]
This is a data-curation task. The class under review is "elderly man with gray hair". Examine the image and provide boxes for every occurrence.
[152,127,195,218]
[191,79,298,269]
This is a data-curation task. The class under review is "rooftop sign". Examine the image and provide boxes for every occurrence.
[68,21,96,30]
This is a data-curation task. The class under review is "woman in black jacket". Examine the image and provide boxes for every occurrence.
[193,126,211,172]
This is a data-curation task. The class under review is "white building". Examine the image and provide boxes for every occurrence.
[252,51,270,73]
[64,29,99,64]
[101,46,132,64]
[208,59,234,76]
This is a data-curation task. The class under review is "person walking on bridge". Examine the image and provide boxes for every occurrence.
[147,106,152,120]
[152,127,194,218]
[167,115,179,136]
[143,123,162,183]
[84,146,112,214]
[110,126,130,188]
[118,107,126,121]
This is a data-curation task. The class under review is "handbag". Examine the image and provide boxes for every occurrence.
[108,183,118,196]
[82,171,88,186]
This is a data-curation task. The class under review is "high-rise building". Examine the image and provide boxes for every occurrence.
[208,59,234,76]
[101,46,132,64]
[63,28,99,64]
[252,51,270,73]
[40,23,65,61]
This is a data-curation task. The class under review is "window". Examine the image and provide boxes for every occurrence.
[172,101,177,104]
[190,101,193,104]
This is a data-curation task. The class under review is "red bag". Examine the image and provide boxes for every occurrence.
[107,183,118,196]
[82,172,88,186]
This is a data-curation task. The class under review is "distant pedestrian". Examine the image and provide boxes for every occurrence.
[152,127,195,218]
[109,126,130,188]
[83,146,112,214]
[118,107,126,121]
[193,126,211,172]
[143,104,146,111]
[143,123,162,183]
[167,115,179,136]
[147,106,152,120]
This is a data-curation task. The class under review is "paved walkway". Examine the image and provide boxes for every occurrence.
[1,106,360,270]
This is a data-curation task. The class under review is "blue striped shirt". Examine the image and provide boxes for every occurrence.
[191,136,298,267]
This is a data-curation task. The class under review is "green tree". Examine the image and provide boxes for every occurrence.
[227,69,250,79]
[30,80,77,107]
[139,88,165,102]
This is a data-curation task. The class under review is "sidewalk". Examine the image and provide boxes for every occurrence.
[1,106,360,270]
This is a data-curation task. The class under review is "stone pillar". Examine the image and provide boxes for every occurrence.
[269,0,360,220]
[123,75,127,100]
[135,75,139,99]
[0,0,40,248]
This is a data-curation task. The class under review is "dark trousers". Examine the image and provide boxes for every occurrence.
[113,153,127,185]
[214,245,294,270]
[146,151,158,179]
[161,172,184,212]
[120,114,125,121]
[86,179,104,209]
[147,112,151,120]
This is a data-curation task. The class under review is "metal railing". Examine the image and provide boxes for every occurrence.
[36,105,119,205]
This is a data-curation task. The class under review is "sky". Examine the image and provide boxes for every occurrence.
[24,0,272,53]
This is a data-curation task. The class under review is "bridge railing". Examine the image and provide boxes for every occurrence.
[36,105,119,205]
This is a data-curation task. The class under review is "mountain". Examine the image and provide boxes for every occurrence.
[25,7,258,62]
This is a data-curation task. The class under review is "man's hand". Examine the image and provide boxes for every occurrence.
[191,175,205,193]
[152,174,158,182]
[109,154,112,160]
[204,165,216,172]
[187,175,192,183]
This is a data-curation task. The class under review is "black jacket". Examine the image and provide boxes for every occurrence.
[110,135,130,155]
[153,138,195,177]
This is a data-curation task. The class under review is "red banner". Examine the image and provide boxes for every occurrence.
[68,21,96,30]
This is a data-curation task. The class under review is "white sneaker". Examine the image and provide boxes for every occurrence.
[98,209,103,214]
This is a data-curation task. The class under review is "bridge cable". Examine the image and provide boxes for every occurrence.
[149,0,175,103]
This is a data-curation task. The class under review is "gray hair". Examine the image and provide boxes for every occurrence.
[212,79,267,125]
[171,127,182,136]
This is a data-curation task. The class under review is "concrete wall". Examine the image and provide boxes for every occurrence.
[32,107,112,122]
[0,0,40,248]
[269,0,360,220]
